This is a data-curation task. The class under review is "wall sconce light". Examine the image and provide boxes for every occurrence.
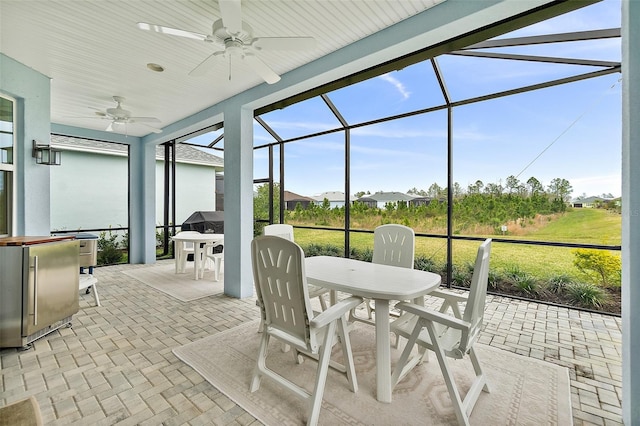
[32,140,62,165]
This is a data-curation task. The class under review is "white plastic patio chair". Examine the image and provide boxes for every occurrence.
[389,238,492,426]
[349,224,415,324]
[263,224,329,311]
[262,223,295,241]
[204,239,224,281]
[173,231,201,273]
[250,235,362,426]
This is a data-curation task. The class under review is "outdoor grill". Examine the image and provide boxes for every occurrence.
[180,212,224,260]
[181,211,224,234]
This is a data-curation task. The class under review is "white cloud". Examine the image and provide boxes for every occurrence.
[378,73,411,100]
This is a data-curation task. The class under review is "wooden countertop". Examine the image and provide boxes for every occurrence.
[0,236,77,246]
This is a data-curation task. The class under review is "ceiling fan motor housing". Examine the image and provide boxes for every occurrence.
[212,19,254,49]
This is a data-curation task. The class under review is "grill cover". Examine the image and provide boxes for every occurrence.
[181,211,224,234]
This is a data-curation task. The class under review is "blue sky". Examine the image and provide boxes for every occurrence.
[195,0,622,199]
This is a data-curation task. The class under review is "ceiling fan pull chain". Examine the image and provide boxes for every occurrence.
[229,55,232,81]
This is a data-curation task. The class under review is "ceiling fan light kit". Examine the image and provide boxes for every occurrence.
[80,96,163,135]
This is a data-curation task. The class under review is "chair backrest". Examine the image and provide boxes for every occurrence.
[372,224,415,269]
[251,235,316,351]
[460,238,492,352]
[263,224,295,242]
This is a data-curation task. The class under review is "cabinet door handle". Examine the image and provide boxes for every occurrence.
[32,255,38,326]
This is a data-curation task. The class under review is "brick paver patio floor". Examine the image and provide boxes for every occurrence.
[0,261,623,425]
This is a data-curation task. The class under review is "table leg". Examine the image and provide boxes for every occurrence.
[175,242,184,273]
[194,245,202,280]
[374,298,392,403]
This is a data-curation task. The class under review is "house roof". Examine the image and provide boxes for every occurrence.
[50,135,224,168]
[312,191,356,202]
[361,191,415,202]
[283,191,315,203]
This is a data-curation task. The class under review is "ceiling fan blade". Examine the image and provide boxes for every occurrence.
[138,123,163,134]
[137,22,207,41]
[219,0,243,35]
[243,53,281,84]
[128,116,161,123]
[253,37,316,51]
[189,51,225,76]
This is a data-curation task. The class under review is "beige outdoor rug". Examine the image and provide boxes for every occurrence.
[122,262,224,302]
[174,320,572,425]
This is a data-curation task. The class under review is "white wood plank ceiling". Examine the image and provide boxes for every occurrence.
[0,0,443,137]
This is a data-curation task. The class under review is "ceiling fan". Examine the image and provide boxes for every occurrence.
[137,0,316,84]
[86,96,162,134]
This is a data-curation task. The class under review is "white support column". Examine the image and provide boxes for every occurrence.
[622,0,639,423]
[128,141,157,264]
[222,105,255,298]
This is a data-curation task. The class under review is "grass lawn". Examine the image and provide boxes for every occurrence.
[292,208,621,281]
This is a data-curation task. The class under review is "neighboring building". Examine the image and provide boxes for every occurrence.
[284,191,315,210]
[409,196,435,207]
[312,191,355,209]
[356,191,415,209]
[570,196,616,208]
[50,135,223,232]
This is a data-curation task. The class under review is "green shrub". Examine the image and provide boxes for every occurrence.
[504,264,540,295]
[513,273,540,295]
[351,247,373,262]
[572,249,621,287]
[301,243,343,257]
[547,274,574,293]
[451,264,472,287]
[567,282,608,309]
[414,255,439,273]
[487,269,501,290]
[97,230,123,265]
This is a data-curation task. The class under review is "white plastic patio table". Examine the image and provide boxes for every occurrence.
[305,256,442,403]
[171,233,224,280]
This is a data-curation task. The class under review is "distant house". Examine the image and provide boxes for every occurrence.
[409,196,435,207]
[50,135,224,231]
[284,191,315,210]
[312,191,355,209]
[570,196,615,208]
[356,191,415,209]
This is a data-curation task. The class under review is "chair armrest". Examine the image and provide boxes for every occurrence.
[395,301,471,331]
[310,296,363,329]
[430,289,468,304]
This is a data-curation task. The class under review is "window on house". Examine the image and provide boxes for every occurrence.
[0,95,15,237]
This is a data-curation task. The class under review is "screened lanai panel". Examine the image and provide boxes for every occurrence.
[451,73,621,245]
[257,96,342,141]
[326,61,446,125]
[254,120,276,147]
[439,55,613,103]
[349,112,447,231]
[181,127,224,149]
[450,239,620,306]
[282,132,345,221]
[441,0,621,103]
[253,144,279,184]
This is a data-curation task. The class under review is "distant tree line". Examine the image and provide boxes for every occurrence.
[254,176,574,231]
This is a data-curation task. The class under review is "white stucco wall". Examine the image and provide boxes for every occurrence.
[156,162,217,227]
[0,53,51,235]
[50,148,218,232]
[50,150,128,231]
